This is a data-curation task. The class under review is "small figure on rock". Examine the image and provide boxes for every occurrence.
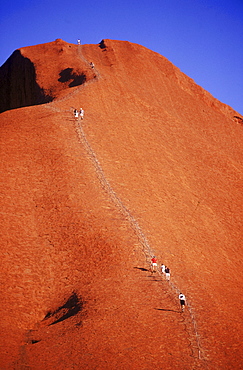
[90,62,95,69]
[80,108,84,120]
[74,109,79,119]
[150,256,158,273]
[161,264,165,274]
[179,293,186,312]
[165,266,170,281]
[77,39,81,45]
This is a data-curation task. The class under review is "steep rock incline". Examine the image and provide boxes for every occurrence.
[0,39,96,113]
[0,105,197,370]
[0,39,242,369]
[79,40,243,368]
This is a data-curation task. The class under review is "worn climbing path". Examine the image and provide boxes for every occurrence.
[73,115,206,368]
[44,44,206,368]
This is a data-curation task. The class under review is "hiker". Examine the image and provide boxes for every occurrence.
[151,256,158,273]
[80,108,84,120]
[165,266,170,280]
[77,39,81,45]
[90,62,94,68]
[161,264,165,274]
[179,293,186,312]
[74,109,79,119]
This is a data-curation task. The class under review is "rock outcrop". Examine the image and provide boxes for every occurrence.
[0,39,96,113]
[0,39,242,369]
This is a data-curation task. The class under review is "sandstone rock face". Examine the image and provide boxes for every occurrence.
[0,39,96,113]
[0,39,242,369]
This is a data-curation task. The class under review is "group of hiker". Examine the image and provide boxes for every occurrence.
[150,256,170,279]
[73,40,95,122]
[74,108,84,120]
[77,39,95,69]
[161,263,171,281]
[150,256,186,312]
[72,47,186,313]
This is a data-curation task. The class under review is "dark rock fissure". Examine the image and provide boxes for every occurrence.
[43,292,83,326]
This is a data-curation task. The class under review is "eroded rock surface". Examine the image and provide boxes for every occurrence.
[0,39,242,369]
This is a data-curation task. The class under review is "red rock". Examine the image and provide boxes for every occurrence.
[0,39,242,369]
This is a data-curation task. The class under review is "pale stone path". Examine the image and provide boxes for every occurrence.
[44,44,206,367]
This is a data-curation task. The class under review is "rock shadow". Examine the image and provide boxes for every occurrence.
[0,50,53,113]
[58,68,86,87]
[234,115,243,125]
[134,267,149,272]
[30,339,41,344]
[44,292,83,326]
[154,308,179,313]
[99,39,107,50]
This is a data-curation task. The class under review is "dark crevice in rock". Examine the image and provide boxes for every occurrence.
[99,40,107,50]
[43,292,84,326]
[58,68,86,87]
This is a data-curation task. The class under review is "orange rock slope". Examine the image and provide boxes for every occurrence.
[0,39,242,369]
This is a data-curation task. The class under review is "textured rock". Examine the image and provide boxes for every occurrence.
[0,39,242,369]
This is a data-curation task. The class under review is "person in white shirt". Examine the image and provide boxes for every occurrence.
[161,264,165,274]
[179,293,186,312]
[80,108,84,120]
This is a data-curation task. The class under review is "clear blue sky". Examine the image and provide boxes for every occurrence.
[1,0,242,114]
